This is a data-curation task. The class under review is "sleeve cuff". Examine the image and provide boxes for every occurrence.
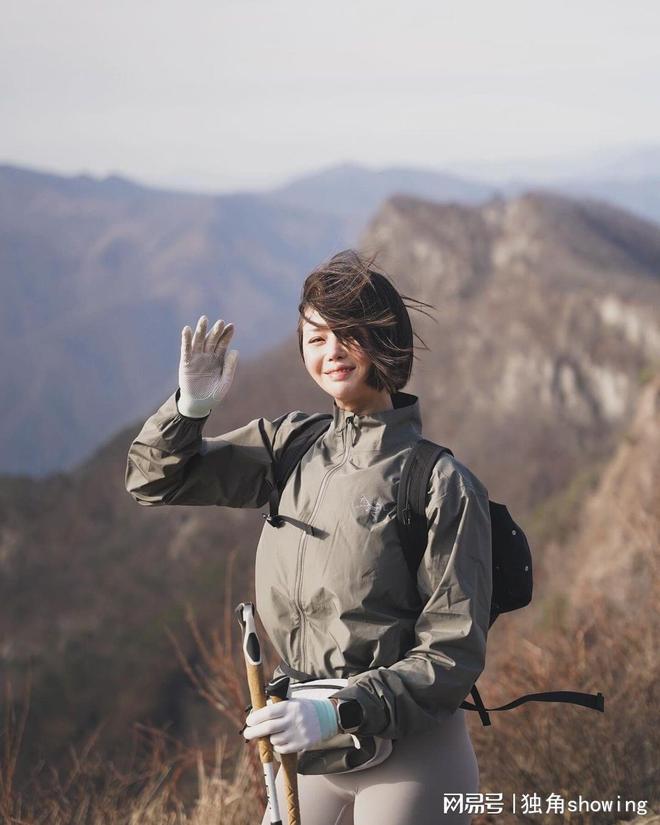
[175,388,213,420]
[330,683,390,737]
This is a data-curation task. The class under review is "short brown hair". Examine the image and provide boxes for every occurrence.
[297,250,435,395]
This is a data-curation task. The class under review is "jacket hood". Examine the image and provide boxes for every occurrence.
[329,391,422,452]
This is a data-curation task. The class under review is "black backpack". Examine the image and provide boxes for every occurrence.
[262,415,604,726]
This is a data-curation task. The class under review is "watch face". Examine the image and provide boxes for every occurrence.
[338,699,363,731]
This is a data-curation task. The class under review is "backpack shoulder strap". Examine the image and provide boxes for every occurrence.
[396,438,453,578]
[265,414,332,527]
[398,440,604,727]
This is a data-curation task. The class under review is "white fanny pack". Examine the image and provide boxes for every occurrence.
[280,677,394,775]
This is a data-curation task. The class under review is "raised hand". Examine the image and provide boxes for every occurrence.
[177,315,239,418]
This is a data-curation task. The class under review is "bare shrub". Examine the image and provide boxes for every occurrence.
[0,547,276,824]
[7,540,656,824]
[472,573,660,824]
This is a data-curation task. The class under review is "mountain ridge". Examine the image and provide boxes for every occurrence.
[3,183,660,778]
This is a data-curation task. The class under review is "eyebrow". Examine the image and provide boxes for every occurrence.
[303,323,329,332]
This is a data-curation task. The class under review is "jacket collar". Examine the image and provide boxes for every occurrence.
[329,391,422,452]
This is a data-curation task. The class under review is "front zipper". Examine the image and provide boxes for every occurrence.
[294,415,356,673]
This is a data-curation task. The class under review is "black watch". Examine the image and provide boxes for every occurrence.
[331,697,364,734]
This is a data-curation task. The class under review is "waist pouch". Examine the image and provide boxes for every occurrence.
[285,678,394,776]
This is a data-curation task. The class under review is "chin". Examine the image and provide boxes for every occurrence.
[321,380,358,402]
[326,385,351,400]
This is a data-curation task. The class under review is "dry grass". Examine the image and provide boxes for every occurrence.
[0,548,278,824]
[472,570,660,825]
[2,545,658,823]
[0,717,252,825]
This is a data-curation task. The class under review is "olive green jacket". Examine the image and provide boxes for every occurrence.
[125,388,492,740]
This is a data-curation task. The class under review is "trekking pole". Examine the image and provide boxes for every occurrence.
[266,674,300,825]
[235,602,300,825]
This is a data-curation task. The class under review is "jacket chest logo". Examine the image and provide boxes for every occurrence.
[358,495,385,522]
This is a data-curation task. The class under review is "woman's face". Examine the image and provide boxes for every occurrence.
[301,308,393,414]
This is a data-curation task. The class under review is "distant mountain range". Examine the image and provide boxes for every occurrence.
[0,165,349,475]
[266,161,496,225]
[265,142,660,228]
[446,142,660,227]
[3,149,660,477]
[0,162,499,476]
[1,186,659,778]
[446,141,660,183]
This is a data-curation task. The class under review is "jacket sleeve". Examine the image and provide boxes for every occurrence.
[125,387,314,508]
[332,456,493,739]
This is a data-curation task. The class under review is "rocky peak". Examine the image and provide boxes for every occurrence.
[361,190,660,511]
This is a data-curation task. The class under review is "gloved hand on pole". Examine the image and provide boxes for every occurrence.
[236,601,300,825]
[178,315,239,418]
[243,695,339,754]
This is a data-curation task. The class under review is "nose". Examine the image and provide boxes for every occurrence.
[327,333,349,360]
[328,333,346,353]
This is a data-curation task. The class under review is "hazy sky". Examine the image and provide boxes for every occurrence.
[2,1,660,192]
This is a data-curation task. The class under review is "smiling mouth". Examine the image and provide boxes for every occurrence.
[326,367,355,376]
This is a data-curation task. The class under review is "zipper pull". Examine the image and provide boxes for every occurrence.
[346,415,358,447]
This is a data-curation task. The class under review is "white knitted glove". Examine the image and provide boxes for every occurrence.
[243,698,339,754]
[177,315,239,418]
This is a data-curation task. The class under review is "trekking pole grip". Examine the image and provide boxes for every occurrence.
[235,602,284,825]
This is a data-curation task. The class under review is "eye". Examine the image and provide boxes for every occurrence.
[308,337,323,343]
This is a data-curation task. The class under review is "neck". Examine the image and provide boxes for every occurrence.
[335,390,393,416]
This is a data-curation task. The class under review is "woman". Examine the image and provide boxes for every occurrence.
[125,250,492,825]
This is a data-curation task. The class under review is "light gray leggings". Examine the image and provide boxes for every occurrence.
[260,709,479,825]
